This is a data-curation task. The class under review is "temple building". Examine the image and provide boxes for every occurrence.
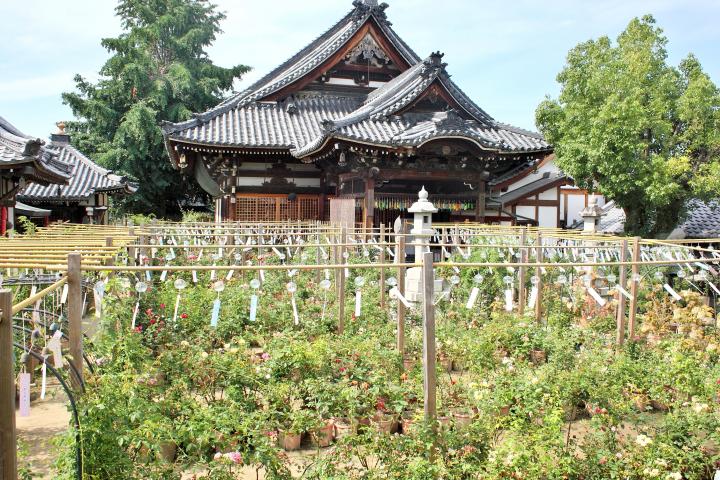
[17,123,137,225]
[163,0,590,227]
[0,116,71,234]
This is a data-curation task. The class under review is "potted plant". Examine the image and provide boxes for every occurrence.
[278,409,315,451]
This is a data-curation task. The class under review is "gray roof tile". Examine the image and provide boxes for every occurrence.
[163,3,550,160]
[0,116,72,184]
[18,142,137,202]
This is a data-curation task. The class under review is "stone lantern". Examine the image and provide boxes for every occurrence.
[405,187,443,302]
[580,195,603,233]
[408,186,438,261]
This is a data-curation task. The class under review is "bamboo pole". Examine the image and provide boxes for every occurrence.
[11,277,67,315]
[0,289,17,480]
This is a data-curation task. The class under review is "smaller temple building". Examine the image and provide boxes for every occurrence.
[17,123,137,225]
[1,116,71,234]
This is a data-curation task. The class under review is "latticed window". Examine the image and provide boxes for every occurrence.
[234,195,321,222]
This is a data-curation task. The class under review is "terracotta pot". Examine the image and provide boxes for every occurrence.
[437,415,452,429]
[372,414,395,434]
[278,431,302,451]
[333,418,356,440]
[310,421,334,448]
[452,410,473,428]
[498,405,511,417]
[530,349,546,365]
[158,441,177,463]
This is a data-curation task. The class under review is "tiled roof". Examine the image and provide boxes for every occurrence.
[163,2,550,161]
[499,172,567,204]
[18,141,137,203]
[580,200,720,238]
[597,201,626,234]
[163,1,418,142]
[0,116,71,184]
[679,200,720,238]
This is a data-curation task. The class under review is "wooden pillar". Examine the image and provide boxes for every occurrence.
[616,239,628,345]
[67,253,83,389]
[139,235,148,263]
[535,232,544,324]
[628,237,641,340]
[475,180,487,223]
[337,227,347,334]
[397,235,406,357]
[422,251,437,424]
[315,222,322,284]
[517,229,527,315]
[364,177,375,231]
[128,228,137,266]
[379,223,386,309]
[105,236,114,266]
[0,289,17,479]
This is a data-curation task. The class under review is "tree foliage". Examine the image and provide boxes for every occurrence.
[536,15,720,236]
[63,0,250,215]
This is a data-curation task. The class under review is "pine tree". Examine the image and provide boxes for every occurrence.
[63,0,250,215]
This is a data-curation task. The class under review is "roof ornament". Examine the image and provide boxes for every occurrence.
[22,139,43,157]
[321,119,337,132]
[425,51,447,69]
[351,0,390,22]
[432,109,465,130]
[56,121,67,135]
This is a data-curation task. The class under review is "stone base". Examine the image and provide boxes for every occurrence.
[405,267,444,303]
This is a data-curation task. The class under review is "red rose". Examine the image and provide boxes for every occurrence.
[160,303,166,309]
[181,313,188,319]
[150,319,156,325]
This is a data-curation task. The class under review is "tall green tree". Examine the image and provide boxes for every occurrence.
[63,0,250,215]
[536,15,720,236]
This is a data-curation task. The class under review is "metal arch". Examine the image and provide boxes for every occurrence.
[11,323,86,392]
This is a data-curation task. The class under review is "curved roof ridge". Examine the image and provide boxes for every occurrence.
[164,2,419,136]
[493,121,545,141]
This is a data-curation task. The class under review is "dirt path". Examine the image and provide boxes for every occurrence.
[16,387,72,479]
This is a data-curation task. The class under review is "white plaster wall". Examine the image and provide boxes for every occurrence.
[538,206,558,229]
[515,205,536,222]
[505,158,561,191]
[538,187,558,201]
[566,195,587,226]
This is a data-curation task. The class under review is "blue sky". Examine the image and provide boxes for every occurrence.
[1,0,718,138]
